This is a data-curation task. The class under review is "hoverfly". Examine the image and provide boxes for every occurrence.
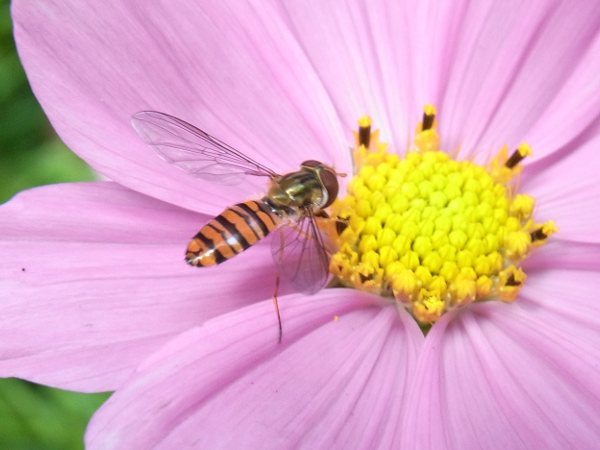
[131,111,343,340]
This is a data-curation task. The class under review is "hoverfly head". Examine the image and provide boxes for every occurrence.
[300,160,343,208]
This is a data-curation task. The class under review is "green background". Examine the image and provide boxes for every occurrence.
[1,1,111,448]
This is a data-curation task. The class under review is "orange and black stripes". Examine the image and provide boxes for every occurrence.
[186,200,281,266]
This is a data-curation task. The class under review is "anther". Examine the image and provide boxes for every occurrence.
[530,220,558,244]
[505,273,521,286]
[496,267,526,302]
[335,218,349,235]
[358,116,372,148]
[505,143,532,169]
[530,228,547,243]
[422,104,436,131]
[359,273,373,283]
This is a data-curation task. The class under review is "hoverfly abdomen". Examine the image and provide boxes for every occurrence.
[186,200,282,266]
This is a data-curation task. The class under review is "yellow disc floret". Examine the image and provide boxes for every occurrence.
[327,106,556,325]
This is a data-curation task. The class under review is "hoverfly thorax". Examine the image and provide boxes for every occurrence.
[266,160,340,214]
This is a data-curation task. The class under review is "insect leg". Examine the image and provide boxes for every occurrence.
[272,273,282,343]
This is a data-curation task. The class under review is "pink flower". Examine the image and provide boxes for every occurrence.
[3,0,600,448]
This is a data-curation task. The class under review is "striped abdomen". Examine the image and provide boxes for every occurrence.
[186,200,281,266]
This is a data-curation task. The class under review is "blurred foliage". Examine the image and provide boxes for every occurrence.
[0,0,95,204]
[1,1,110,449]
[0,379,110,450]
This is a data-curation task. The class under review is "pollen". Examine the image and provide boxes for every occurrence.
[328,105,556,325]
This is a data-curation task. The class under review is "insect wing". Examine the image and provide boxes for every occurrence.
[271,210,330,295]
[132,111,277,185]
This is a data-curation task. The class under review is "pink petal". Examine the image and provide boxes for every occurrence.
[12,0,351,214]
[16,0,600,218]
[280,0,419,148]
[523,30,600,157]
[402,269,600,448]
[432,0,600,160]
[523,239,600,272]
[86,291,423,449]
[0,182,281,391]
[281,0,600,161]
[521,131,600,242]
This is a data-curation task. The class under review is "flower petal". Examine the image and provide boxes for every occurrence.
[523,239,600,272]
[0,183,280,391]
[521,131,600,242]
[523,30,600,157]
[12,0,350,214]
[280,0,600,160]
[433,0,600,159]
[85,291,423,449]
[280,0,419,148]
[401,269,600,448]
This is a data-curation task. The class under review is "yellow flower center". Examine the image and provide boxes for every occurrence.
[328,105,557,325]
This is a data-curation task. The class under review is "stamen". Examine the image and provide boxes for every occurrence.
[530,220,558,245]
[414,105,440,152]
[496,266,526,302]
[489,143,532,184]
[335,218,349,235]
[530,228,547,242]
[358,116,372,148]
[421,104,436,131]
[351,116,389,172]
[505,273,521,286]
[505,143,532,169]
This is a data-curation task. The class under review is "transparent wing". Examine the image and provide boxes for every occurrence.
[132,111,277,185]
[271,209,331,295]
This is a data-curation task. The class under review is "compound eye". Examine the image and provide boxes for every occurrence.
[300,160,340,208]
[319,167,339,208]
[300,160,321,168]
